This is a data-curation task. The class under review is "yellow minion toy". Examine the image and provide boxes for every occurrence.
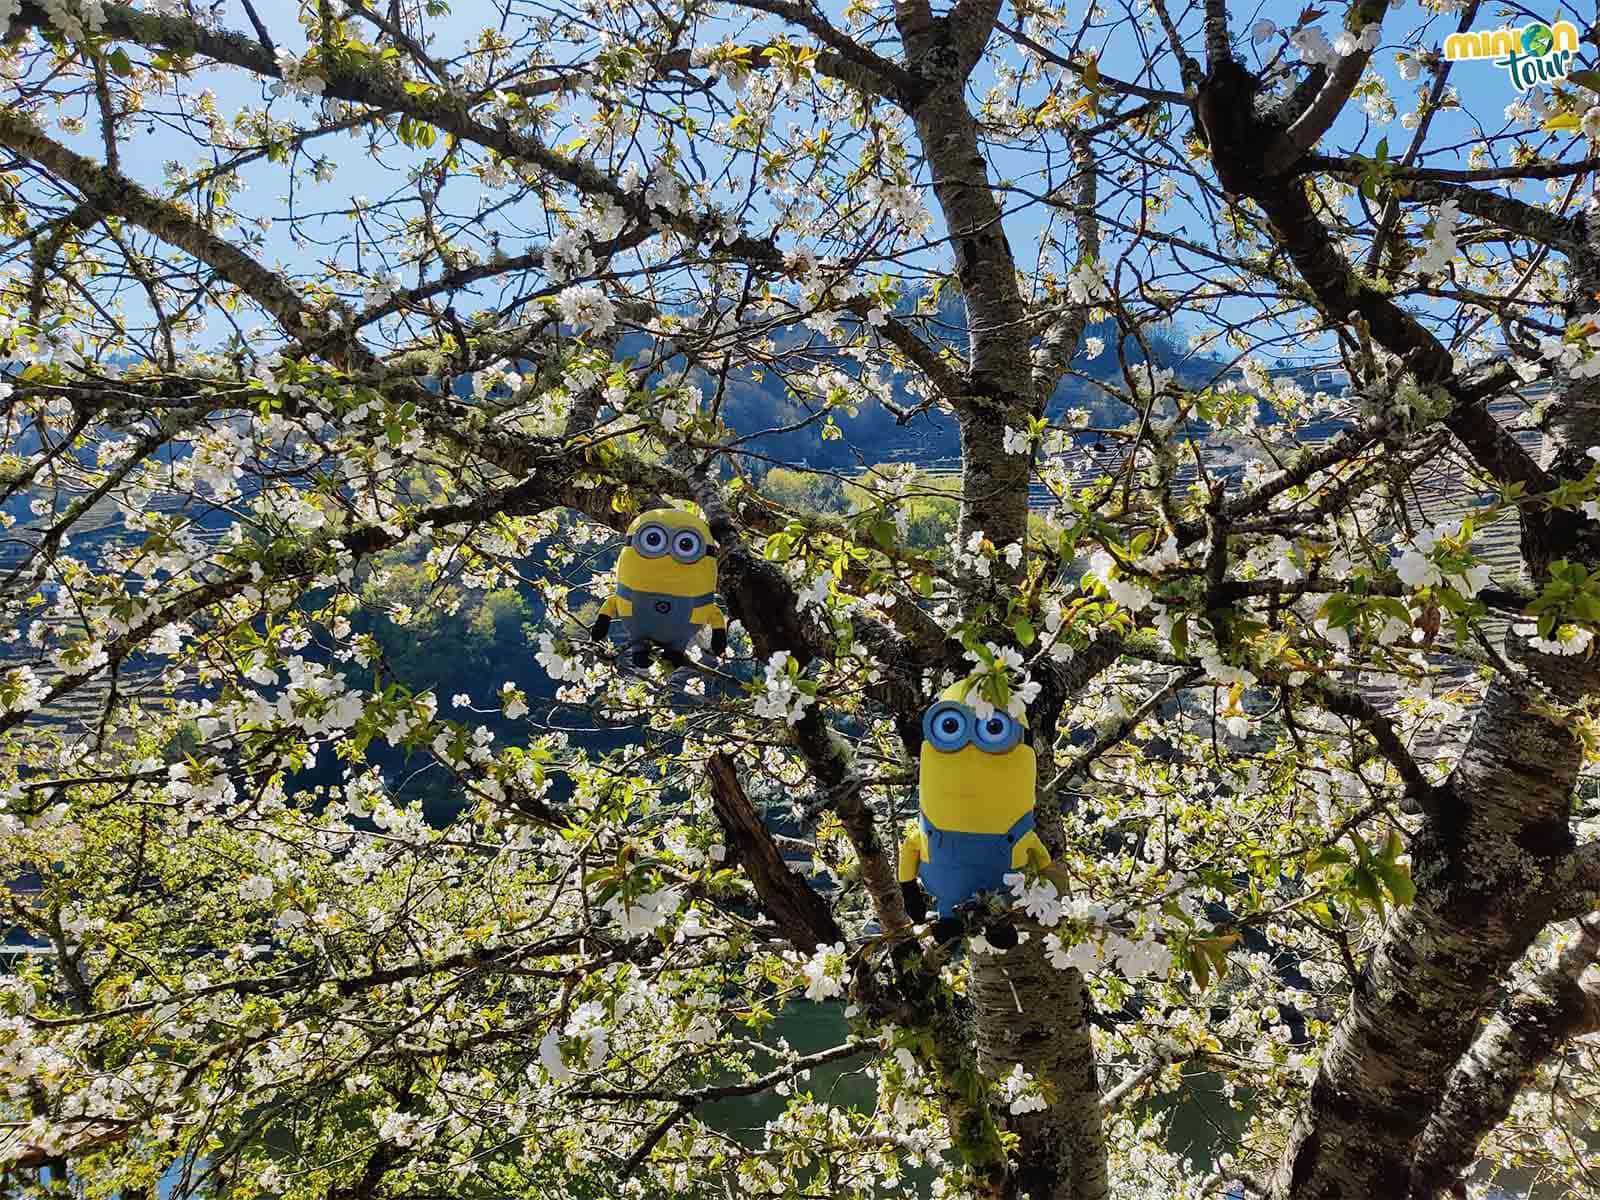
[898,683,1048,946]
[591,508,728,668]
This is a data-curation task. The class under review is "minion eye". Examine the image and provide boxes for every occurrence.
[635,524,669,556]
[671,529,704,562]
[923,703,970,751]
[973,712,1020,753]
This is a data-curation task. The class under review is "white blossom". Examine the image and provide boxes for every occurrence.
[799,942,846,1001]
[556,285,617,336]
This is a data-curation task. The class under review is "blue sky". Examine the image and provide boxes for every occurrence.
[25,1,1597,361]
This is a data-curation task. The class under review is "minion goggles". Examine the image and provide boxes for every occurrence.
[921,700,1026,754]
[630,522,715,564]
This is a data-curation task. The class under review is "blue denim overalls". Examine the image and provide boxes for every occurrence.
[615,584,715,654]
[918,810,1036,917]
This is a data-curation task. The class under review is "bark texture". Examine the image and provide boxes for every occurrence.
[1408,920,1600,1198]
[899,0,1035,574]
[707,752,844,953]
[1269,674,1590,1199]
[1189,27,1600,1200]
[971,938,1107,1200]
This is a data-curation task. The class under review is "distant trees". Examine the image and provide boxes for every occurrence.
[0,4,1598,1200]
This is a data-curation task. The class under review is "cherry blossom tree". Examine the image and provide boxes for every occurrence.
[0,3,1597,1200]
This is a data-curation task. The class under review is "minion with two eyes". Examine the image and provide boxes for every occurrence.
[898,684,1048,946]
[591,508,728,668]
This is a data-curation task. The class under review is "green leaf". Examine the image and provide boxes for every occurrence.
[1013,616,1036,647]
[1304,846,1350,874]
[1170,613,1189,659]
[1378,830,1405,865]
[1375,860,1416,906]
[106,47,134,76]
[1351,864,1385,915]
[1568,68,1600,92]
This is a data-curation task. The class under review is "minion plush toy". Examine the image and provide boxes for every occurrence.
[898,685,1048,947]
[591,508,728,668]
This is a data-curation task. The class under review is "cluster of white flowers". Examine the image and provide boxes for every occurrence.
[543,227,597,284]
[1086,548,1153,612]
[1540,317,1600,379]
[275,657,365,736]
[657,380,703,433]
[963,643,1040,719]
[270,48,327,99]
[1291,22,1378,67]
[535,634,584,682]
[479,157,512,188]
[1002,425,1034,457]
[1082,335,1105,360]
[1043,926,1173,980]
[0,666,46,717]
[237,874,275,903]
[361,270,403,309]
[1007,872,1066,924]
[694,43,752,94]
[1505,89,1553,127]
[1413,198,1459,275]
[537,1000,609,1083]
[1067,258,1108,305]
[643,167,689,216]
[797,570,833,611]
[270,490,330,534]
[500,683,529,721]
[798,941,847,1002]
[753,651,813,723]
[191,426,248,498]
[603,887,681,935]
[1218,706,1254,739]
[52,639,109,677]
[373,1109,433,1148]
[1514,621,1596,656]
[1391,524,1491,596]
[998,1064,1047,1115]
[863,179,929,232]
[1396,52,1423,81]
[556,284,616,336]
[1130,363,1175,401]
[1007,875,1176,980]
[36,0,105,39]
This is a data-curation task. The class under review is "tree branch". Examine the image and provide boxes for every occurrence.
[723,0,924,102]
[1303,158,1583,251]
[708,752,844,952]
[1545,840,1600,922]
[1295,676,1448,817]
[0,108,314,336]
[1408,917,1600,1199]
[1262,1,1389,174]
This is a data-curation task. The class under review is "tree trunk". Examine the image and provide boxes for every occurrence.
[1408,920,1600,1198]
[1264,209,1600,1199]
[972,939,1108,1200]
[1269,667,1591,1198]
[900,0,1035,579]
